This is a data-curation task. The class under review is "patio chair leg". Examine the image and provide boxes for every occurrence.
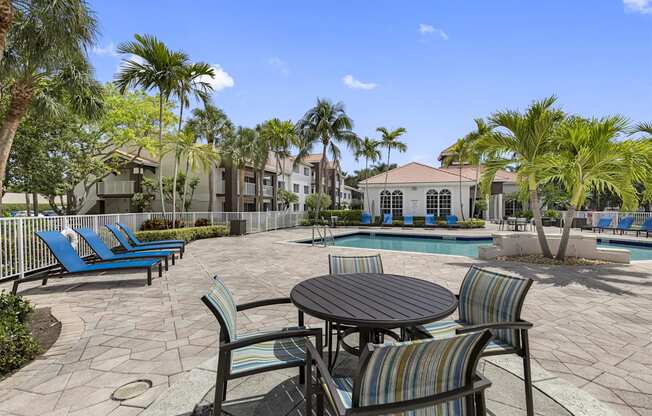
[475,391,487,416]
[147,268,152,285]
[172,253,176,265]
[180,248,184,259]
[213,353,229,416]
[305,356,312,415]
[522,330,534,416]
[164,256,168,271]
[158,262,163,277]
[299,366,305,385]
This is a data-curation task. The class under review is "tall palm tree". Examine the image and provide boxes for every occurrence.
[0,0,103,203]
[441,137,472,220]
[250,128,271,211]
[354,137,381,216]
[259,118,296,208]
[0,0,13,63]
[377,127,407,208]
[186,104,233,211]
[296,98,359,219]
[178,128,219,212]
[481,96,565,258]
[541,116,638,260]
[221,127,255,211]
[170,62,214,225]
[115,34,188,216]
[465,118,493,218]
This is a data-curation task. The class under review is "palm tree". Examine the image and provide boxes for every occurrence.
[541,116,638,260]
[465,118,493,218]
[481,96,565,258]
[250,129,271,211]
[221,127,255,211]
[0,0,13,63]
[354,137,381,216]
[115,34,188,216]
[441,137,472,220]
[296,98,359,219]
[170,62,215,225]
[0,0,103,203]
[259,118,296,208]
[377,127,407,211]
[177,128,219,212]
[186,104,233,212]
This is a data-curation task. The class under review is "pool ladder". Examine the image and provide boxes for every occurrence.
[312,222,335,247]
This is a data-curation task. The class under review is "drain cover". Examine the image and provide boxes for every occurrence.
[111,379,153,401]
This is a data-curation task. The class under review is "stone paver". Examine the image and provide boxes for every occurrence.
[1,226,651,415]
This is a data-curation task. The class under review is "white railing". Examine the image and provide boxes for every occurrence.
[578,211,652,227]
[97,181,136,195]
[0,211,305,283]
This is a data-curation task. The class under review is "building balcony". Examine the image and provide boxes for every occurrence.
[263,185,274,197]
[97,181,135,196]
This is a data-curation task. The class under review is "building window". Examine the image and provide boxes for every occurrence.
[439,189,451,217]
[304,185,309,194]
[304,167,310,176]
[392,190,403,218]
[426,190,439,215]
[380,190,391,215]
[278,181,285,190]
[293,203,299,212]
[303,204,308,211]
[293,183,300,193]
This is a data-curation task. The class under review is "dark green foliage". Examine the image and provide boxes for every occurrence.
[135,225,228,243]
[194,218,210,227]
[139,218,185,230]
[0,292,39,376]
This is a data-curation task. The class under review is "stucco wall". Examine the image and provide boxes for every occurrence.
[362,183,472,218]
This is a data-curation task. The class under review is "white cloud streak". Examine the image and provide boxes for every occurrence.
[92,41,119,57]
[342,74,377,90]
[200,64,235,91]
[419,23,448,40]
[624,0,652,14]
[268,57,290,76]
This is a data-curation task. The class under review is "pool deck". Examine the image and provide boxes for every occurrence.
[0,225,651,415]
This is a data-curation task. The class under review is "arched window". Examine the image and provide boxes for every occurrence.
[380,190,391,215]
[439,189,451,217]
[392,190,403,218]
[426,190,438,215]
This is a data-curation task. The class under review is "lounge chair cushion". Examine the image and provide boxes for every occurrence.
[383,213,392,224]
[360,212,372,225]
[425,214,436,226]
[81,260,159,272]
[118,223,185,246]
[74,228,173,261]
[230,335,305,375]
[106,224,182,252]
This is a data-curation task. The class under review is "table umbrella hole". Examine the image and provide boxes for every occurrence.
[111,379,153,401]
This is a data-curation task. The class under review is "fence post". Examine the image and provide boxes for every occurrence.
[17,218,25,282]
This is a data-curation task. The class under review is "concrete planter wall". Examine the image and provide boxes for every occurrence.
[479,232,630,263]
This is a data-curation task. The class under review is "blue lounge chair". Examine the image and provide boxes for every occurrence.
[581,216,612,233]
[22,231,161,291]
[424,214,436,227]
[382,213,392,226]
[610,216,634,235]
[117,223,185,249]
[74,228,176,271]
[446,214,460,228]
[360,212,372,225]
[106,224,184,258]
[636,217,652,237]
[402,215,413,227]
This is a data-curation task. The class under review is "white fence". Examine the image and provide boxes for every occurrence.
[0,211,305,283]
[579,211,652,227]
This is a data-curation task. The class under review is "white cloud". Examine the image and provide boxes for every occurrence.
[200,64,235,92]
[342,74,377,90]
[419,23,448,40]
[268,57,290,76]
[624,0,652,13]
[92,41,119,57]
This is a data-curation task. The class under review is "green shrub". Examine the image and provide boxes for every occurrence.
[544,209,561,219]
[0,292,39,376]
[194,218,210,227]
[135,225,228,243]
[458,219,486,228]
[140,218,186,230]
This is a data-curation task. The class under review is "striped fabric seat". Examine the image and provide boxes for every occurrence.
[419,320,513,353]
[331,377,354,409]
[204,278,238,341]
[231,336,306,375]
[329,254,383,275]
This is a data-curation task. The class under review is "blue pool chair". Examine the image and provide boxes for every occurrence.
[18,231,161,292]
[581,216,612,233]
[106,224,184,258]
[636,217,652,237]
[424,214,436,227]
[403,215,414,227]
[610,216,634,235]
[74,227,175,271]
[446,215,460,228]
[118,223,185,249]
[382,213,392,226]
[360,212,372,225]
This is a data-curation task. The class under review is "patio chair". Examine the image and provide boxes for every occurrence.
[305,331,493,416]
[425,214,436,227]
[447,215,461,229]
[105,224,184,259]
[403,215,414,227]
[608,216,634,235]
[21,231,161,291]
[201,277,322,416]
[636,217,652,237]
[360,212,372,225]
[74,227,175,271]
[409,266,535,416]
[580,216,612,233]
[117,223,185,250]
[382,213,392,226]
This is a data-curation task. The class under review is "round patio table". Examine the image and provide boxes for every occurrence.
[290,273,458,354]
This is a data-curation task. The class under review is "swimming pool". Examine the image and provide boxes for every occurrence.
[305,232,652,260]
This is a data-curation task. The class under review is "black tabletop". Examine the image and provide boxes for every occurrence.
[290,273,458,328]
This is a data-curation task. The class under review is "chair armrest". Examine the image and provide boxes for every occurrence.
[236,297,292,311]
[305,341,348,416]
[221,327,321,352]
[456,320,533,334]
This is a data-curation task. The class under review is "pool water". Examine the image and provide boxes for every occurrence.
[317,232,652,260]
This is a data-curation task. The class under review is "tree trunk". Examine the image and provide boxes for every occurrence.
[459,158,465,220]
[171,102,184,227]
[364,157,370,216]
[239,168,245,212]
[157,95,166,216]
[556,205,576,261]
[32,192,38,216]
[529,175,552,258]
[181,159,190,212]
[207,138,216,212]
[471,163,480,218]
[314,144,328,221]
[0,82,34,203]
[24,192,30,216]
[0,0,13,65]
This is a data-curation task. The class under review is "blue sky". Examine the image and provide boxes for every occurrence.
[89,0,652,175]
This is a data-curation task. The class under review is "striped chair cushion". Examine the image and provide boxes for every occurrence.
[357,333,487,415]
[331,377,354,409]
[204,278,238,341]
[329,254,383,275]
[230,336,305,375]
[458,267,530,348]
[419,320,513,353]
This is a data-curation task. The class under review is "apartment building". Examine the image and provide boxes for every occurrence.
[302,154,344,209]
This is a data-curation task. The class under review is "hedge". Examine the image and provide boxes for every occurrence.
[0,292,39,376]
[135,225,229,243]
